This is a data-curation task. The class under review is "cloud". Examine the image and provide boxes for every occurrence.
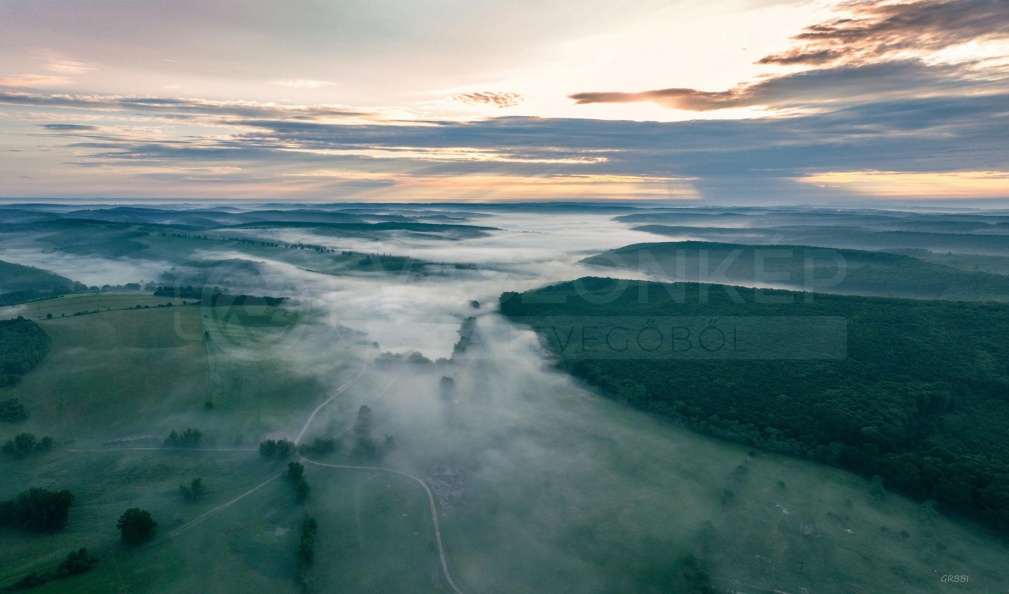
[43,57,96,75]
[759,0,1009,67]
[570,88,738,110]
[570,60,982,111]
[568,0,1009,113]
[0,91,371,121]
[0,52,96,89]
[28,91,1009,168]
[41,123,99,131]
[0,74,73,88]
[452,92,523,108]
[795,170,1009,198]
[6,85,1009,201]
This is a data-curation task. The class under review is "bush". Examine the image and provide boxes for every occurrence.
[2,433,55,458]
[165,428,202,447]
[259,439,295,458]
[297,437,338,456]
[55,547,100,578]
[0,398,29,422]
[179,478,206,502]
[7,547,100,590]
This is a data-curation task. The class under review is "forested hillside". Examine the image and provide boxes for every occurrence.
[0,260,78,306]
[501,278,1009,535]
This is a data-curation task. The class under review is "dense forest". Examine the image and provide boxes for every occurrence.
[0,317,51,388]
[582,241,1009,302]
[501,278,1009,536]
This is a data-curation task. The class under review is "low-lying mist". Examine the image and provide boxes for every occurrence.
[7,205,1009,592]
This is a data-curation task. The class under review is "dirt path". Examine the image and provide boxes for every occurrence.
[151,364,373,542]
[164,471,285,539]
[292,369,465,594]
[300,457,466,594]
[60,362,467,593]
[293,364,369,445]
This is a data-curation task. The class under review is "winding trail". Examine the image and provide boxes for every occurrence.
[64,359,467,593]
[292,370,467,594]
[294,364,369,445]
[155,364,370,542]
[300,457,466,594]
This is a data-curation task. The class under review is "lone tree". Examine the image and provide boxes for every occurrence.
[117,508,158,545]
[353,405,372,438]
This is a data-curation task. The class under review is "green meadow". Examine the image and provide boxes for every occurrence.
[0,293,186,322]
[379,351,1009,593]
[2,292,1009,593]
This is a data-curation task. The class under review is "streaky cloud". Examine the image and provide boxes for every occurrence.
[452,92,523,108]
[759,0,1009,67]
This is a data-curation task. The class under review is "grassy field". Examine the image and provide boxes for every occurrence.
[0,292,188,321]
[0,294,366,592]
[306,470,445,593]
[363,318,1009,594]
[2,303,209,442]
[3,294,1009,593]
[0,450,297,594]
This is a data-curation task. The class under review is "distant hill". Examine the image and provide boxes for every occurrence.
[632,224,1009,256]
[614,208,1009,233]
[226,220,497,240]
[583,241,1009,302]
[0,260,78,306]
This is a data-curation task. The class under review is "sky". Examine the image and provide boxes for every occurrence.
[1,0,1008,203]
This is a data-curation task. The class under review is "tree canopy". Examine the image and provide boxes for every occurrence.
[0,317,50,388]
[117,508,157,545]
[0,487,74,532]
